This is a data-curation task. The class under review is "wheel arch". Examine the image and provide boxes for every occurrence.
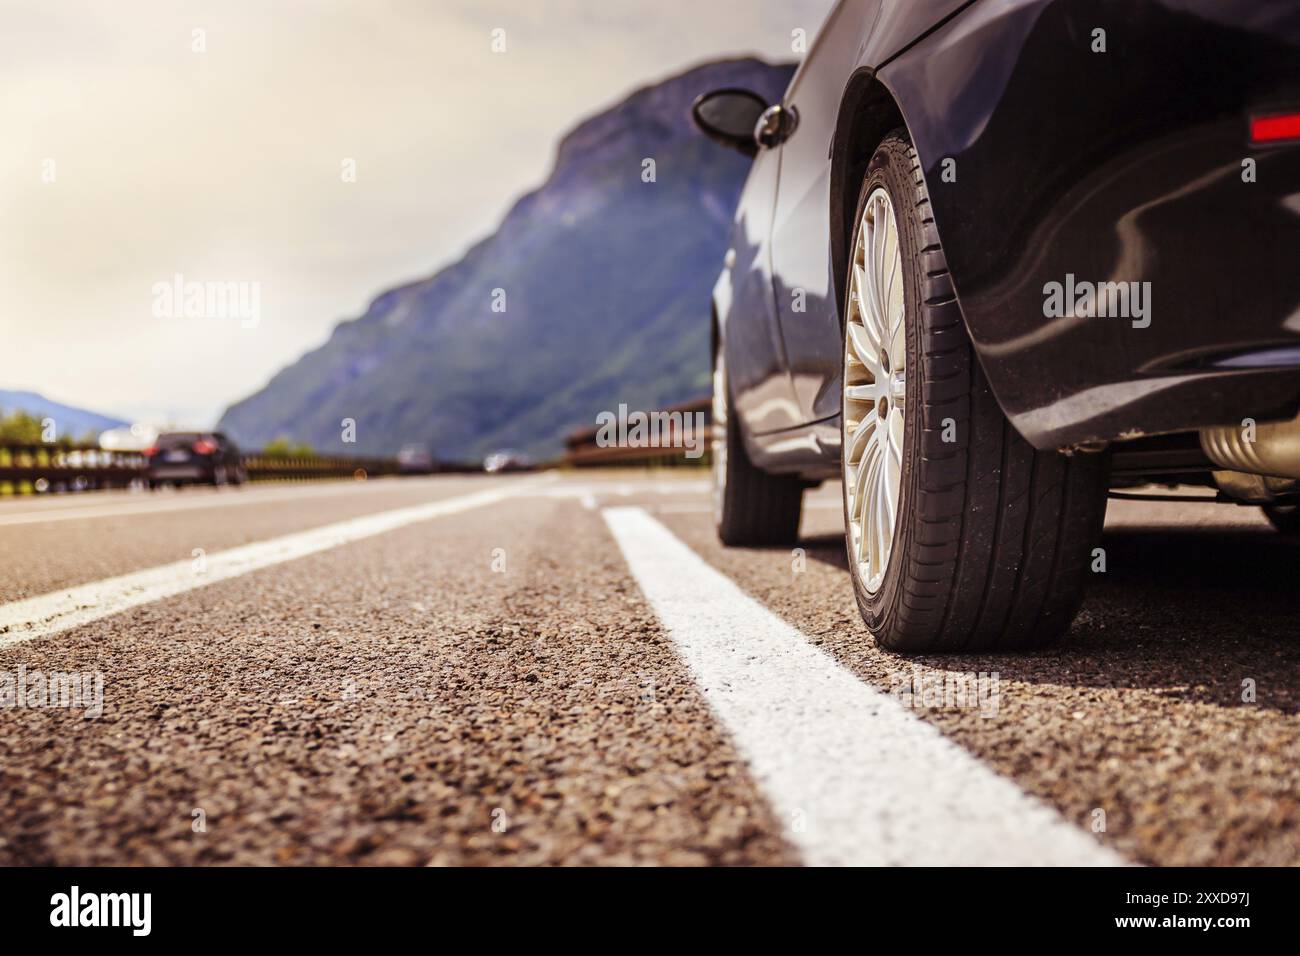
[828,69,907,323]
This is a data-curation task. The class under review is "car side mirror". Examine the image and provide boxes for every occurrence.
[691,88,769,157]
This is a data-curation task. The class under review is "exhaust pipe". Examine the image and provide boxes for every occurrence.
[1201,411,1300,502]
[1200,410,1300,479]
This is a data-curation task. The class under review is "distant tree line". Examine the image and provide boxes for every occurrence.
[0,411,323,459]
[260,436,316,458]
[0,410,98,447]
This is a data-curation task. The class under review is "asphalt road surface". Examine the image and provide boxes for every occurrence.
[0,472,1296,865]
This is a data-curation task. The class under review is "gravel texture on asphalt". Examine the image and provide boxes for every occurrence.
[1,473,1295,865]
[0,480,795,865]
[657,486,1300,866]
[0,477,492,603]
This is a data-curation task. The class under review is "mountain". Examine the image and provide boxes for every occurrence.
[0,389,128,440]
[218,57,795,461]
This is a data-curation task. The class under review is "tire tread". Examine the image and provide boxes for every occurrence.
[851,132,1109,652]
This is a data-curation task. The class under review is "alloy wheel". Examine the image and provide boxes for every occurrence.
[843,187,906,592]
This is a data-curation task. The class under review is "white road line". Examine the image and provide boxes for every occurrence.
[601,506,1125,867]
[0,478,551,648]
[0,476,457,528]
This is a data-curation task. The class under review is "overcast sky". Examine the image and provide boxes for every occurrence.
[1,0,834,427]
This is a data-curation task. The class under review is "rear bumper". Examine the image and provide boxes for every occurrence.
[147,465,211,482]
[883,0,1300,447]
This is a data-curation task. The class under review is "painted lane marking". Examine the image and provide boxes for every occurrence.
[601,506,1125,867]
[0,478,552,648]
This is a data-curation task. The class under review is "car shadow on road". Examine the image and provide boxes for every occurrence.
[802,527,1300,715]
[800,533,849,571]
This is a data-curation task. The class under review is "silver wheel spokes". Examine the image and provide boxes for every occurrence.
[844,188,906,592]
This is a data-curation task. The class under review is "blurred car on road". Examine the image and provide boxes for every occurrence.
[145,432,246,488]
[397,444,436,475]
[483,450,532,473]
[97,423,157,452]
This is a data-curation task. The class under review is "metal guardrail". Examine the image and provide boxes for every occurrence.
[0,445,146,493]
[242,455,401,482]
[0,395,716,493]
[561,396,712,468]
[0,445,416,495]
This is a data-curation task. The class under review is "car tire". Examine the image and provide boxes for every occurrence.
[712,346,804,546]
[841,131,1110,653]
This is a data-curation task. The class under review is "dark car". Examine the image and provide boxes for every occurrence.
[694,0,1300,653]
[145,432,246,488]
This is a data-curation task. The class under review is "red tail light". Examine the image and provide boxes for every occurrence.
[192,439,218,455]
[1250,111,1300,145]
[142,446,158,458]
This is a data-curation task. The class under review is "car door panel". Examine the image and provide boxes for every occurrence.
[721,142,805,436]
[769,0,974,426]
[769,0,881,424]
